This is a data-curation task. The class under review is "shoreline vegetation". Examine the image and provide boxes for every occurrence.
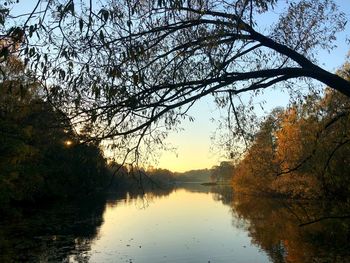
[2,89,350,217]
[227,63,350,201]
[2,82,350,215]
[1,2,350,260]
[1,55,350,215]
[231,83,350,200]
[201,182,218,186]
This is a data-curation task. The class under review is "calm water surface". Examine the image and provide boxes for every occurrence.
[89,187,268,263]
[1,185,349,262]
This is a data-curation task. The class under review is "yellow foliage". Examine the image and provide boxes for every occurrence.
[270,173,322,199]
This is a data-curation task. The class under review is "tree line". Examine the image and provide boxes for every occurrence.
[0,56,109,210]
[0,50,229,209]
[0,50,231,210]
[232,63,350,199]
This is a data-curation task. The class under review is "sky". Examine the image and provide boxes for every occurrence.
[156,1,350,172]
[10,0,350,173]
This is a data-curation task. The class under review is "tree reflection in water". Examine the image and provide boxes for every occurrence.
[230,194,350,263]
[1,186,349,263]
[0,195,106,263]
[0,188,175,262]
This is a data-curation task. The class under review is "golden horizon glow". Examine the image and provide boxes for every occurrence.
[156,100,220,172]
[157,142,218,173]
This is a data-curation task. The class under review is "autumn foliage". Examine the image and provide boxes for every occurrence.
[232,64,350,199]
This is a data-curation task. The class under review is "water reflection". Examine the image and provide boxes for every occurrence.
[0,195,106,262]
[0,185,349,262]
[231,194,350,263]
[90,186,268,263]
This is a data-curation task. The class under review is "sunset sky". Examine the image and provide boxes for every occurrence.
[156,1,350,172]
[12,1,350,173]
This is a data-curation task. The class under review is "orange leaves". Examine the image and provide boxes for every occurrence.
[275,108,305,173]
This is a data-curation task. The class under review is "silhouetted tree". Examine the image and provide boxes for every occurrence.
[0,0,349,161]
[0,55,108,207]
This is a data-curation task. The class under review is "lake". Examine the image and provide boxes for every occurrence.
[1,184,349,262]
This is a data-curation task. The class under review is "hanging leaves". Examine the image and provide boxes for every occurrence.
[99,9,109,22]
[79,18,84,32]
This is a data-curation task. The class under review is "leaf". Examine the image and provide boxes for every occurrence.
[132,73,139,84]
[0,47,9,59]
[29,47,36,57]
[29,25,34,38]
[65,1,75,15]
[109,66,121,78]
[59,69,66,80]
[98,9,109,22]
[0,8,9,25]
[79,18,84,32]
[103,10,109,22]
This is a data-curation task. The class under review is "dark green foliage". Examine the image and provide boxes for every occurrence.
[42,143,108,199]
[0,97,108,207]
[0,61,108,208]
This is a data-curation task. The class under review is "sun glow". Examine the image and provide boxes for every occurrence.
[64,140,73,146]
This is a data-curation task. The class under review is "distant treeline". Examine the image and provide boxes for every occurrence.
[107,161,235,191]
[142,162,234,185]
[232,64,350,200]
